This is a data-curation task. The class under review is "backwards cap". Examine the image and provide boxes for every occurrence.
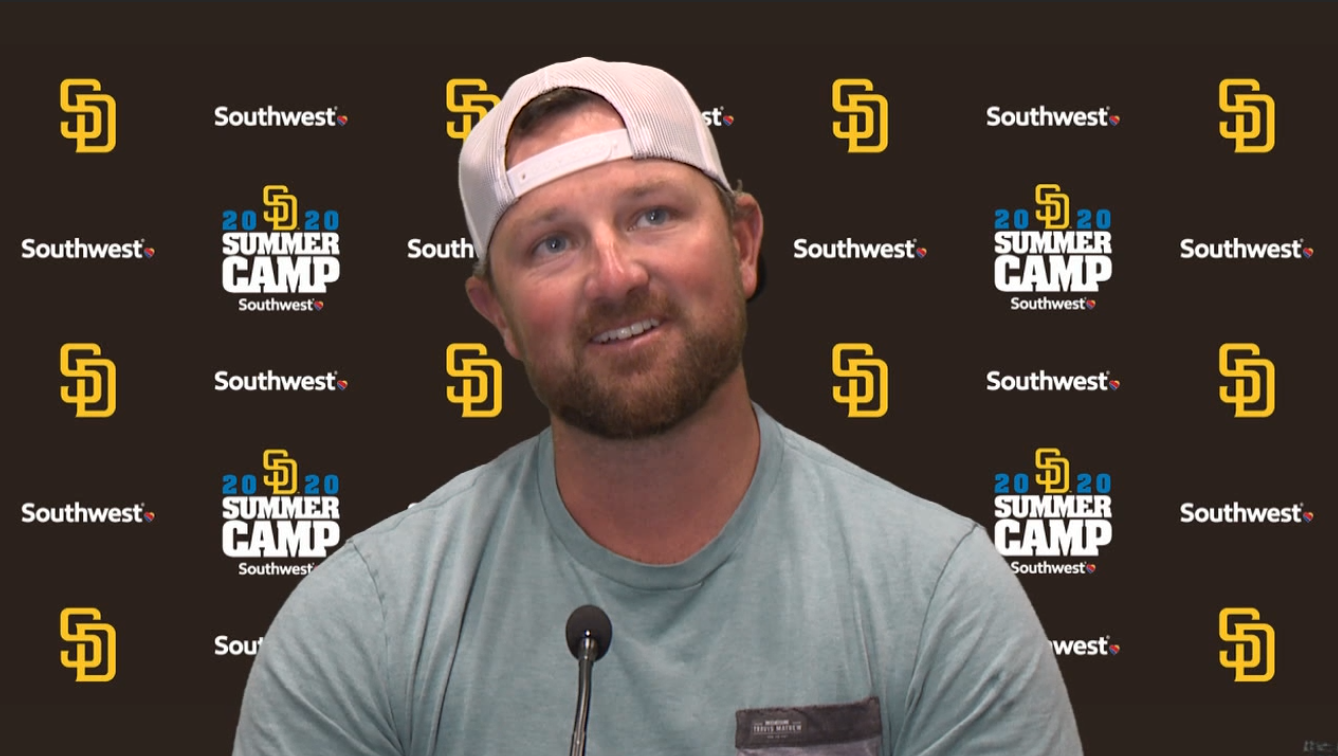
[458,57,730,263]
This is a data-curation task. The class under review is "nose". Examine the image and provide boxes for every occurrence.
[584,223,650,302]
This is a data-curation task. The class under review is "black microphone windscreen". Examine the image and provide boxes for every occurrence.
[565,605,613,661]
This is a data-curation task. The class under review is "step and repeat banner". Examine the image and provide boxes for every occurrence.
[3,10,1334,756]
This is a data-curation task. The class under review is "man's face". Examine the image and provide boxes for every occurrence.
[467,100,761,439]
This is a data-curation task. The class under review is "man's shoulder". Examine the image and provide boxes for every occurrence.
[403,431,543,515]
[337,430,545,564]
[264,431,549,661]
[768,415,983,560]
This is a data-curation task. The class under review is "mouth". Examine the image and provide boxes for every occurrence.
[590,317,662,345]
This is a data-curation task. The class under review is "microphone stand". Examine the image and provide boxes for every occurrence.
[569,634,598,756]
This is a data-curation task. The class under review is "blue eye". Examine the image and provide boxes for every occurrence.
[533,236,569,256]
[636,207,671,227]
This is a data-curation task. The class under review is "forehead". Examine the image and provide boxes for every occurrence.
[496,157,714,239]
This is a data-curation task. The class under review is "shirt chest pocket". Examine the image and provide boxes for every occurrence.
[735,697,883,756]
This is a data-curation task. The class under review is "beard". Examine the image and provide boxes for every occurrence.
[517,278,748,440]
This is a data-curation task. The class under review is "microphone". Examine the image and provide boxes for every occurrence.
[565,605,612,756]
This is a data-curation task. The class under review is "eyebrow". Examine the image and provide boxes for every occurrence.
[507,178,686,231]
[623,178,678,199]
[510,206,570,230]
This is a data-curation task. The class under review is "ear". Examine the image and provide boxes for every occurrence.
[465,274,522,360]
[730,193,764,298]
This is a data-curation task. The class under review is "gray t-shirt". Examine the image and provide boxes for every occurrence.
[233,405,1082,755]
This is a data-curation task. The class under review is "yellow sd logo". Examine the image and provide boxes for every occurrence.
[1218,343,1274,418]
[262,449,299,495]
[1219,607,1275,682]
[262,185,299,232]
[61,607,117,682]
[831,79,888,154]
[1034,184,1070,230]
[1219,78,1275,154]
[1034,448,1071,494]
[447,343,502,417]
[832,343,887,418]
[446,79,500,141]
[60,79,116,153]
[60,343,116,418]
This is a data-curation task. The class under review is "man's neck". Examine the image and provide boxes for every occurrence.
[550,370,761,565]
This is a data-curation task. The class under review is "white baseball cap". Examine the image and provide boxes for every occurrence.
[458,57,730,264]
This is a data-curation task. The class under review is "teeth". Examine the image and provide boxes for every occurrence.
[594,318,660,344]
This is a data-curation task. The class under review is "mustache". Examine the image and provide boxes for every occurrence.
[578,290,677,341]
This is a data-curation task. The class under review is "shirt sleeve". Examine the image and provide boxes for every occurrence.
[232,544,403,756]
[892,525,1084,756]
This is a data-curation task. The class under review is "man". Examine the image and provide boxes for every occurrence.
[233,58,1083,755]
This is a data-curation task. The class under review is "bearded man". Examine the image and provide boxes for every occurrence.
[233,57,1083,756]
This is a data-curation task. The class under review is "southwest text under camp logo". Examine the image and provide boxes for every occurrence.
[832,79,888,154]
[60,79,116,153]
[1219,78,1275,154]
[61,343,116,418]
[446,79,499,141]
[447,343,502,417]
[1219,607,1274,682]
[832,343,887,417]
[60,607,117,682]
[1219,343,1274,418]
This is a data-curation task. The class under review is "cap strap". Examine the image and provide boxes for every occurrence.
[506,129,634,198]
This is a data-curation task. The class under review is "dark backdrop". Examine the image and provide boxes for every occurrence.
[2,4,1333,755]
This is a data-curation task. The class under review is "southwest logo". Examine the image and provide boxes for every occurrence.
[1084,299,1097,310]
[314,300,324,311]
[1109,380,1121,390]
[337,115,348,126]
[1303,247,1314,258]
[1303,512,1314,523]
[1085,563,1097,574]
[143,512,156,522]
[1109,644,1121,655]
[1108,115,1121,125]
[336,380,348,390]
[723,115,735,125]
[915,246,927,258]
